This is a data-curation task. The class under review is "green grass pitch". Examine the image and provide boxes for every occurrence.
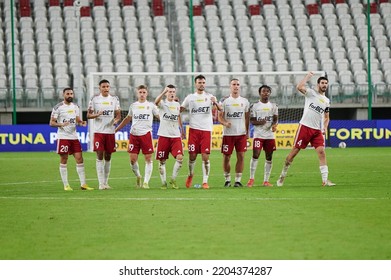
[0,147,390,260]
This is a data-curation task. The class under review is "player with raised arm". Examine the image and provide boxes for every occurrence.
[50,87,93,191]
[276,71,336,187]
[87,79,121,190]
[115,85,159,189]
[218,78,250,188]
[180,74,222,189]
[247,85,278,187]
[155,85,185,190]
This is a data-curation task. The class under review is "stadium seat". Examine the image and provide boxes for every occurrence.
[1,0,390,109]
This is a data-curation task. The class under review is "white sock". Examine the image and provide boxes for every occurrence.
[264,160,272,182]
[235,173,242,183]
[280,162,291,178]
[224,172,231,182]
[158,161,166,184]
[202,160,210,183]
[76,163,86,186]
[188,159,196,176]
[144,161,153,183]
[59,163,68,187]
[172,159,182,180]
[96,159,105,186]
[249,158,258,179]
[131,162,141,178]
[320,165,328,182]
[104,160,111,185]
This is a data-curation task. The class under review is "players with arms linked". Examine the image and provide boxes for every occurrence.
[154,85,185,190]
[115,85,159,189]
[87,79,121,190]
[50,87,93,191]
[247,85,278,187]
[218,78,250,188]
[180,74,222,189]
[276,71,336,187]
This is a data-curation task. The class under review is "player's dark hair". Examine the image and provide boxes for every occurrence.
[99,79,110,85]
[167,84,176,89]
[137,84,148,91]
[317,76,328,84]
[194,74,206,82]
[259,85,272,94]
[63,87,73,94]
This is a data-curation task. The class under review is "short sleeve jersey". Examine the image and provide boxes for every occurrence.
[51,101,80,140]
[88,94,121,134]
[181,92,215,131]
[221,96,250,136]
[128,101,159,136]
[157,99,181,138]
[250,101,278,139]
[300,88,330,130]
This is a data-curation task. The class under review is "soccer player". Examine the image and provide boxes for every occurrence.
[155,85,185,189]
[115,85,159,189]
[276,71,336,187]
[247,85,278,187]
[87,79,121,190]
[50,87,93,191]
[218,78,250,187]
[180,74,222,189]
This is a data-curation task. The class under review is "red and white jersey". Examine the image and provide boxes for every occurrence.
[88,94,121,134]
[300,88,330,130]
[157,99,181,138]
[250,101,278,139]
[221,95,250,136]
[51,101,80,140]
[181,92,215,131]
[128,101,159,136]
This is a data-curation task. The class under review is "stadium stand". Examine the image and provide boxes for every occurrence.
[0,0,390,107]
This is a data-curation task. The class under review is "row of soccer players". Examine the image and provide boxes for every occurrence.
[50,72,335,191]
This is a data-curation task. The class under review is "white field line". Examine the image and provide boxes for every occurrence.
[0,196,388,201]
[0,170,387,187]
[0,175,171,186]
[0,177,134,186]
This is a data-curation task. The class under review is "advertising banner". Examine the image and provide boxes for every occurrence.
[328,120,391,147]
[274,123,299,149]
[0,125,88,152]
[1,120,391,152]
